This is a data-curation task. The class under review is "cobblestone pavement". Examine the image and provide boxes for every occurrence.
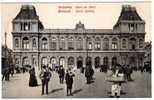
[2,69,151,98]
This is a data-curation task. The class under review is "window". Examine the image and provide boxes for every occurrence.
[21,22,30,31]
[15,38,19,48]
[42,37,48,50]
[68,37,74,50]
[129,24,137,32]
[112,38,118,49]
[103,38,109,50]
[122,39,126,48]
[22,37,29,49]
[87,37,92,50]
[139,39,143,48]
[95,37,101,50]
[77,37,83,50]
[59,37,65,50]
[130,38,136,50]
[32,38,36,48]
[23,57,29,65]
[41,57,47,65]
[51,37,57,50]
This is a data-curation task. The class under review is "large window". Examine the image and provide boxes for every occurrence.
[51,37,57,50]
[15,38,19,48]
[103,38,109,50]
[42,37,48,50]
[68,37,74,50]
[77,37,83,50]
[87,37,92,50]
[21,22,30,31]
[22,37,29,49]
[130,38,136,50]
[95,37,101,50]
[112,38,118,49]
[59,37,65,50]
[122,39,126,48]
[32,38,36,48]
[139,39,143,48]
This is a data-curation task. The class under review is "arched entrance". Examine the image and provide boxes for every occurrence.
[68,57,74,68]
[129,56,136,68]
[103,57,108,66]
[95,57,100,68]
[59,57,65,68]
[22,57,29,66]
[77,56,83,69]
[41,57,47,66]
[86,56,92,68]
[112,57,117,67]
[50,57,56,69]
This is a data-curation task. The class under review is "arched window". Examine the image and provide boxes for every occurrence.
[51,37,57,50]
[139,39,143,48]
[15,38,19,48]
[95,37,101,50]
[42,37,48,50]
[59,37,65,50]
[87,37,92,50]
[122,39,126,48]
[130,38,136,50]
[103,38,109,50]
[32,38,36,48]
[112,38,118,49]
[68,37,74,50]
[77,37,83,50]
[22,37,29,49]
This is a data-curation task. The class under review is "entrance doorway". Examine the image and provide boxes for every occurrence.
[77,56,83,69]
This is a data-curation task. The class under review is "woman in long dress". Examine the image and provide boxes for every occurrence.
[29,67,38,87]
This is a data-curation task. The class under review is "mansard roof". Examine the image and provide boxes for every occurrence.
[41,29,113,34]
[117,5,143,22]
[13,5,39,20]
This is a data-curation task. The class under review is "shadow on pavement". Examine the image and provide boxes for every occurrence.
[72,89,83,95]
[49,88,64,94]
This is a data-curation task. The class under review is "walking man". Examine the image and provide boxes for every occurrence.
[39,65,52,95]
[65,69,75,96]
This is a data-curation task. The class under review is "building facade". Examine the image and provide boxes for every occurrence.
[12,5,145,70]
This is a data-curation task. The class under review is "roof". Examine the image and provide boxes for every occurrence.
[41,29,113,33]
[13,5,39,20]
[117,5,143,22]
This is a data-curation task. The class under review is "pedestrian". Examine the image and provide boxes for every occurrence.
[65,69,75,96]
[29,67,38,87]
[58,66,65,84]
[39,65,52,95]
[85,66,91,84]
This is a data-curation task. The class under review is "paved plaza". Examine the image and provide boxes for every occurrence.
[2,69,151,98]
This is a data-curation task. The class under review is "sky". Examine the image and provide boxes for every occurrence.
[1,2,151,49]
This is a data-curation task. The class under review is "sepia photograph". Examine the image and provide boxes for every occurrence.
[1,1,152,98]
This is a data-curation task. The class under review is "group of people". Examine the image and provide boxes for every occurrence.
[29,65,75,96]
[2,66,14,81]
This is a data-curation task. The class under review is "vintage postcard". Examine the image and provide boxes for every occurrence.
[1,2,151,98]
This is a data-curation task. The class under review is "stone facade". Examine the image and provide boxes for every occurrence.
[12,5,145,70]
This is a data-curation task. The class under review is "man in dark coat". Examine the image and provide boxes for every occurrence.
[85,66,91,84]
[65,69,75,96]
[58,66,65,84]
[39,65,52,95]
